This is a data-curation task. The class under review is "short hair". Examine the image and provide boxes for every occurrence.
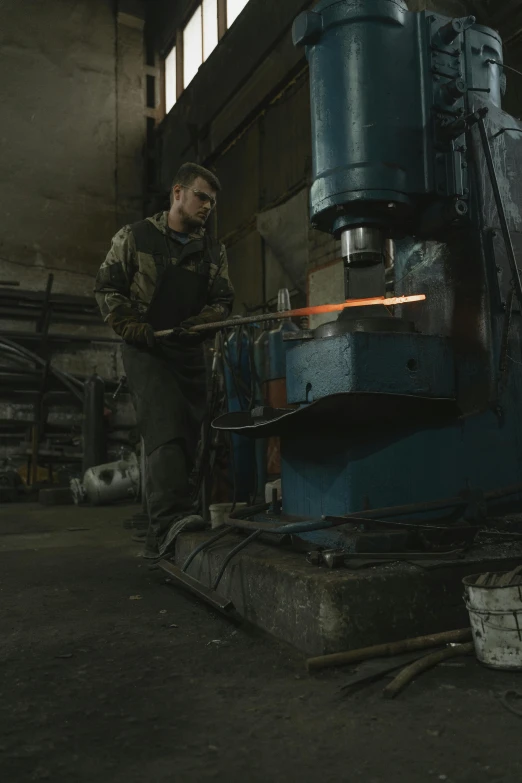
[172,162,222,193]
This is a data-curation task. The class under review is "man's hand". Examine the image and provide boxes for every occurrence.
[163,326,204,346]
[108,314,156,348]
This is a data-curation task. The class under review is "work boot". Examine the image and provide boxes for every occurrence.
[158,514,206,558]
[132,530,147,543]
[141,544,160,561]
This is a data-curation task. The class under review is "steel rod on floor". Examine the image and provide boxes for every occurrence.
[307,628,473,673]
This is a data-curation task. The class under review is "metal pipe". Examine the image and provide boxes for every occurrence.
[341,227,385,266]
[477,114,522,310]
[153,295,426,338]
[307,628,472,673]
[223,514,365,535]
[223,482,522,535]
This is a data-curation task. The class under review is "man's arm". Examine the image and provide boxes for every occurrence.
[182,244,235,328]
[94,226,155,347]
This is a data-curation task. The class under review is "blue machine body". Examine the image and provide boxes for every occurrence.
[213,0,522,543]
[293,0,503,235]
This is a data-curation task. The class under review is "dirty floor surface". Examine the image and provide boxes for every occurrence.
[1,503,522,783]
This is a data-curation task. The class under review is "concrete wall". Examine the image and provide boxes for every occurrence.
[0,0,146,298]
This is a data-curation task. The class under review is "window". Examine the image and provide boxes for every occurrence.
[183,6,203,88]
[203,0,218,61]
[164,0,251,111]
[165,45,177,113]
[227,0,249,27]
[183,1,218,89]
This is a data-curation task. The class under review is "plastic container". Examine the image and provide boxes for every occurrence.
[463,572,522,670]
[265,479,282,504]
[209,502,247,529]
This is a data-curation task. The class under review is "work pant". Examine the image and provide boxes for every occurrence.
[144,438,194,554]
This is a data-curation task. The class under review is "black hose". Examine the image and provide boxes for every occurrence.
[212,530,262,590]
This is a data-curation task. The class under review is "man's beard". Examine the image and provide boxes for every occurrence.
[179,205,206,231]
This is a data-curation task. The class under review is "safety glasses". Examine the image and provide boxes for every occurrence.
[180,185,217,209]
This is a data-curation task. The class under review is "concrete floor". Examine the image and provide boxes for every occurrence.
[1,503,522,782]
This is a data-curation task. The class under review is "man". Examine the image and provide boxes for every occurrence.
[95,163,234,559]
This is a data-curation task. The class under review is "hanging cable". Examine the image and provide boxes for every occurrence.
[486,59,522,81]
[0,338,83,402]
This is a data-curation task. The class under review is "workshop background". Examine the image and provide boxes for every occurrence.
[2,0,521,474]
[4,3,522,783]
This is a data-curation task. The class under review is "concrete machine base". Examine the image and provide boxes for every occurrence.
[166,529,522,656]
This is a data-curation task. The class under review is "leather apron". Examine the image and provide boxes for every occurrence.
[122,235,209,459]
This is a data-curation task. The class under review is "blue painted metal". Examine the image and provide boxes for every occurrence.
[213,4,522,541]
[281,385,522,518]
[285,332,454,403]
[277,2,522,525]
[292,0,503,235]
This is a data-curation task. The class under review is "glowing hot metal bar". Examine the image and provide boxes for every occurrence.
[154,294,426,338]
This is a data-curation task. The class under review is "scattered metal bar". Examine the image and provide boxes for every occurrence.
[157,559,241,620]
[339,651,439,696]
[382,642,475,699]
[306,628,472,673]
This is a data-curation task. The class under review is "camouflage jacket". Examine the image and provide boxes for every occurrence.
[94,211,234,325]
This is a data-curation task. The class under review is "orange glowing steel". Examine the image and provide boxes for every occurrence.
[286,294,426,319]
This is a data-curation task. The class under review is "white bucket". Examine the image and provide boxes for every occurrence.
[209,502,247,529]
[265,479,282,504]
[463,572,522,670]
